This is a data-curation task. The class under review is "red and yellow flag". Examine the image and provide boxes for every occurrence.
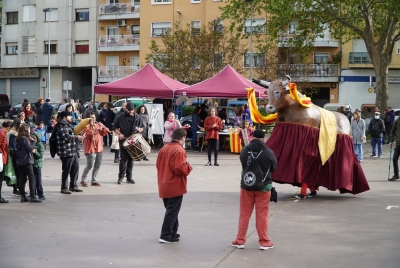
[246,88,277,124]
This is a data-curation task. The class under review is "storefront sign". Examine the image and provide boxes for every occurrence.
[388,77,400,83]
[0,68,39,78]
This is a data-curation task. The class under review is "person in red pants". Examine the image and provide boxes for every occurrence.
[293,183,317,200]
[231,129,277,250]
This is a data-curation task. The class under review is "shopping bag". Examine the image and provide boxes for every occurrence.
[5,154,16,186]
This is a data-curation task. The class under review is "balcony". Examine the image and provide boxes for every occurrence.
[98,66,138,83]
[99,3,140,20]
[278,35,339,48]
[349,52,373,67]
[98,35,139,52]
[278,64,338,82]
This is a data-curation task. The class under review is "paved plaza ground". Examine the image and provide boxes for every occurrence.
[0,142,399,268]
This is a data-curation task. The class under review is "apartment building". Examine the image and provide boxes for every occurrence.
[338,40,400,110]
[1,0,97,105]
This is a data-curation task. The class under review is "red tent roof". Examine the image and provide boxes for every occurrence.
[175,65,267,98]
[94,63,187,98]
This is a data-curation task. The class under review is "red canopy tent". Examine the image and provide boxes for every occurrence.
[94,63,187,98]
[175,65,268,98]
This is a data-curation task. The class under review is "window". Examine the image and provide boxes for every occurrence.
[243,53,266,68]
[190,54,200,69]
[22,37,35,53]
[45,9,58,22]
[213,19,223,33]
[131,25,140,37]
[44,42,57,54]
[151,22,171,37]
[23,5,36,22]
[244,18,265,34]
[76,41,89,53]
[314,52,329,64]
[131,56,140,71]
[398,40,400,54]
[191,0,201,3]
[76,9,89,21]
[7,12,18,24]
[288,53,298,64]
[213,53,223,68]
[6,43,18,55]
[288,20,298,34]
[151,0,171,4]
[191,21,200,36]
[152,54,170,70]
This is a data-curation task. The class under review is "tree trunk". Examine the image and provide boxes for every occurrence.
[374,54,390,113]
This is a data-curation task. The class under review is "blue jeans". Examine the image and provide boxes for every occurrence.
[33,167,44,198]
[354,144,363,161]
[383,132,391,144]
[371,137,382,156]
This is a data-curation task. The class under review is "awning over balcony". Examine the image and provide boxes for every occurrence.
[175,65,267,98]
[94,63,187,98]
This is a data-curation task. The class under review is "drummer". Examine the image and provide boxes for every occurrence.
[113,102,144,185]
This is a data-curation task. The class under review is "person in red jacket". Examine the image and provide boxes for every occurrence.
[204,107,222,166]
[156,128,193,243]
[0,121,10,203]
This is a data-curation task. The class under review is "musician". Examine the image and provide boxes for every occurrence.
[55,111,85,194]
[80,112,109,187]
[113,102,144,185]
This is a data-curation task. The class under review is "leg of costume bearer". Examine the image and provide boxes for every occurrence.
[91,152,103,183]
[308,185,316,192]
[235,189,255,245]
[393,145,400,176]
[300,182,309,196]
[254,190,271,245]
[81,153,95,182]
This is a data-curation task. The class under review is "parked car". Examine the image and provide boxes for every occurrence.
[97,102,115,111]
[0,100,11,118]
[180,107,237,127]
[9,104,23,119]
[113,98,151,112]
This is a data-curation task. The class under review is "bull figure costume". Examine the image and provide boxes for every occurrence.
[249,76,369,195]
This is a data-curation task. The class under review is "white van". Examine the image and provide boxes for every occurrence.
[323,103,351,112]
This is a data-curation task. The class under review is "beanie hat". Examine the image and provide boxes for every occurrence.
[126,102,135,111]
[253,129,265,139]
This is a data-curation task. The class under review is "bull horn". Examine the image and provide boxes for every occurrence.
[285,75,292,82]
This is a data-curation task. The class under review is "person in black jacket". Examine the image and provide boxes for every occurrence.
[34,98,44,125]
[16,124,42,203]
[99,102,115,146]
[113,102,144,184]
[368,111,385,158]
[231,129,277,250]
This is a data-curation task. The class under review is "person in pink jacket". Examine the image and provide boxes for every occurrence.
[163,113,182,143]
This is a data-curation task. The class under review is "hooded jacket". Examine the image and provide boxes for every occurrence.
[41,102,54,125]
[239,138,277,191]
[32,131,44,169]
[16,136,35,166]
[7,128,18,167]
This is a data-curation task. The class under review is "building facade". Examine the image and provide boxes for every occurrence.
[339,39,400,110]
[1,0,97,105]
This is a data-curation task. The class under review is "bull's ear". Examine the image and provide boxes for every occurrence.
[264,90,268,95]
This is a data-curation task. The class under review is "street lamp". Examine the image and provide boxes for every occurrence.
[246,0,254,80]
[43,7,52,99]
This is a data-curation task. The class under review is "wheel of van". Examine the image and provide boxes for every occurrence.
[182,121,192,127]
[3,111,9,119]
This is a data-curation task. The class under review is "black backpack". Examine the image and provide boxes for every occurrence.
[241,150,269,191]
[49,123,59,158]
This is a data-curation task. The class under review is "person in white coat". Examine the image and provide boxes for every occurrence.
[351,110,366,162]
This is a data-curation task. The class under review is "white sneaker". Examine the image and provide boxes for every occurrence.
[231,242,245,249]
[259,244,274,250]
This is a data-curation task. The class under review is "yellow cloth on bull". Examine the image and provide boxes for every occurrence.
[318,107,337,165]
[246,88,277,124]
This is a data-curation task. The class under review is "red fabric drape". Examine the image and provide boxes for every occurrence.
[266,122,369,194]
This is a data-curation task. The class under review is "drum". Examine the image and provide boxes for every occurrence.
[123,133,151,161]
[74,118,92,135]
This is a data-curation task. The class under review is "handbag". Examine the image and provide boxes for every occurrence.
[5,154,16,186]
[270,187,277,203]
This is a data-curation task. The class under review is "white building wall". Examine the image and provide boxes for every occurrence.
[339,69,400,109]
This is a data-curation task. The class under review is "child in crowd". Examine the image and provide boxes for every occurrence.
[31,133,45,200]
[35,122,46,149]
[46,115,57,143]
[110,131,120,163]
[239,120,254,147]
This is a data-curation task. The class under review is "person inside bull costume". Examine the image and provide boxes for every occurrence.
[249,76,369,199]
